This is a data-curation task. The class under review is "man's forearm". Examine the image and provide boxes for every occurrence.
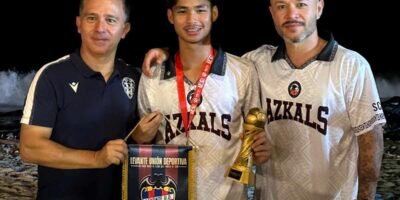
[357,125,384,199]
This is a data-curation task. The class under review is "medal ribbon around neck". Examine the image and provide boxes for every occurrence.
[175,48,215,139]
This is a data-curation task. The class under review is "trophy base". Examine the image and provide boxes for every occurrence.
[225,166,254,185]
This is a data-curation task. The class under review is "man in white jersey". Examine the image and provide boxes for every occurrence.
[244,0,385,199]
[141,0,386,199]
[135,0,272,199]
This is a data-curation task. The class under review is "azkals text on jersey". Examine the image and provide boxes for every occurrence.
[164,112,231,143]
[265,98,329,135]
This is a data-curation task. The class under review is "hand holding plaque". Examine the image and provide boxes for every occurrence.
[226,107,266,184]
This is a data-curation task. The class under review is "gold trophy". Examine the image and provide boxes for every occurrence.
[226,107,266,184]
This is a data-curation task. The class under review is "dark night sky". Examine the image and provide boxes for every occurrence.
[1,0,397,75]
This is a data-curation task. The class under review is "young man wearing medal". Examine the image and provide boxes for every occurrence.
[141,0,386,199]
[136,0,272,199]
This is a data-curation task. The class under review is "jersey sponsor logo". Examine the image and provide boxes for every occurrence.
[69,82,79,93]
[288,81,301,98]
[164,112,232,143]
[372,101,383,111]
[140,176,176,200]
[122,77,135,99]
[353,113,385,134]
[265,98,329,135]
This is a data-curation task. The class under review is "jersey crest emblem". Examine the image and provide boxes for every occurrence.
[140,175,177,200]
[288,81,301,98]
[187,89,203,106]
[122,77,135,99]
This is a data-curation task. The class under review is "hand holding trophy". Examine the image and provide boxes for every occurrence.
[226,107,267,184]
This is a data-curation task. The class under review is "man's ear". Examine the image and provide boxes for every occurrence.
[121,22,131,39]
[76,16,81,33]
[316,0,324,20]
[212,6,219,22]
[167,9,174,24]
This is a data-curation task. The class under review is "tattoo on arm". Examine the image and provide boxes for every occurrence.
[357,125,384,200]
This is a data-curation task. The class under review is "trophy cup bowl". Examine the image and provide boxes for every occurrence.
[225,107,266,185]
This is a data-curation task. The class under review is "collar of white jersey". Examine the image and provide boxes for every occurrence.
[162,47,227,80]
[271,30,339,62]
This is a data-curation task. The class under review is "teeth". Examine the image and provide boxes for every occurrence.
[185,27,200,32]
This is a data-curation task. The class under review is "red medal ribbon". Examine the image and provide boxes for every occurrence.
[175,48,215,138]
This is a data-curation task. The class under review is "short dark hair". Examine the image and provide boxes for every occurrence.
[166,0,218,9]
[79,0,131,21]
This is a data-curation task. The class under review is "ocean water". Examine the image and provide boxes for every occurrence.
[0,70,35,112]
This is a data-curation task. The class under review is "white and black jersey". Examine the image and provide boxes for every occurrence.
[138,49,260,200]
[243,32,386,200]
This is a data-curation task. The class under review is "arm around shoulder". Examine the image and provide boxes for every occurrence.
[142,48,169,77]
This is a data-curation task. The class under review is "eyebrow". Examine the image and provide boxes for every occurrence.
[174,4,209,9]
[273,0,309,4]
[83,13,120,20]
